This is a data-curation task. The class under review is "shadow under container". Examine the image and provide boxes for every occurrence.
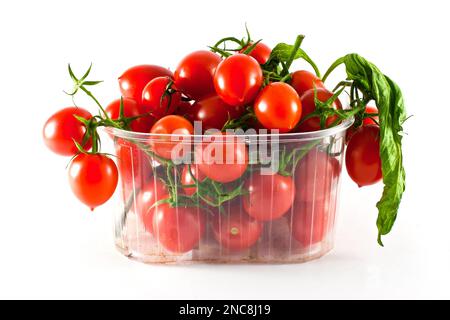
[106,118,352,264]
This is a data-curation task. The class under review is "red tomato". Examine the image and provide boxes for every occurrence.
[150,115,194,159]
[290,70,325,97]
[105,98,152,133]
[181,165,206,196]
[296,88,342,132]
[190,95,245,131]
[212,205,263,251]
[195,133,248,183]
[136,179,168,234]
[118,65,173,105]
[292,200,329,247]
[295,150,340,203]
[115,138,152,192]
[243,172,295,221]
[345,125,382,187]
[213,53,263,107]
[152,203,206,253]
[174,50,222,100]
[141,76,181,119]
[240,42,272,65]
[43,107,92,156]
[175,100,193,120]
[346,105,379,143]
[68,153,118,210]
[254,82,302,133]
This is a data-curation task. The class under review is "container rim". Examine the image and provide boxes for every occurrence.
[103,117,354,142]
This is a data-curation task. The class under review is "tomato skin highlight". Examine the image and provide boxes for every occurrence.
[294,150,340,203]
[243,172,295,221]
[43,107,92,156]
[150,115,194,160]
[214,53,263,107]
[345,125,382,187]
[297,88,342,132]
[118,65,173,105]
[190,95,245,131]
[292,200,329,247]
[240,42,272,65]
[174,50,222,100]
[136,179,168,235]
[68,154,118,210]
[290,70,325,97]
[181,165,206,196]
[105,98,152,133]
[141,76,181,119]
[195,133,248,183]
[152,204,206,253]
[254,82,302,133]
[212,205,263,251]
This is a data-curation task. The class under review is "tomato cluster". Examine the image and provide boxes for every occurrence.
[43,29,390,256]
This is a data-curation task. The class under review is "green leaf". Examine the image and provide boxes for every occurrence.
[82,80,103,86]
[328,53,407,246]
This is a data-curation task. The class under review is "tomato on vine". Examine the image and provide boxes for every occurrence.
[105,98,153,133]
[346,105,379,142]
[240,42,271,65]
[136,179,168,235]
[181,165,206,196]
[290,70,325,97]
[141,76,181,119]
[43,107,92,156]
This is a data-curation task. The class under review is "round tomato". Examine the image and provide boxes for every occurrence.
[254,82,302,133]
[118,65,173,105]
[243,172,295,221]
[345,125,382,187]
[152,203,206,253]
[136,179,168,234]
[105,98,152,133]
[290,70,325,97]
[291,200,329,247]
[68,153,118,210]
[181,165,206,196]
[43,107,92,156]
[195,133,248,183]
[150,115,194,159]
[295,150,340,203]
[190,95,245,131]
[213,53,263,106]
[141,76,181,119]
[346,105,379,143]
[240,42,271,65]
[296,88,342,132]
[174,50,222,100]
[212,205,263,251]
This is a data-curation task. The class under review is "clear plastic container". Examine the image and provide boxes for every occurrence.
[106,118,353,264]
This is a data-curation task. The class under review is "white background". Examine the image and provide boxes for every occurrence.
[1,0,449,299]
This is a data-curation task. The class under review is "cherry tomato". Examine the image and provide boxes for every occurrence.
[118,65,173,105]
[136,179,168,234]
[290,70,325,97]
[240,42,272,65]
[346,105,379,143]
[175,100,193,120]
[254,82,302,133]
[296,88,342,132]
[212,205,263,251]
[181,165,206,196]
[295,150,340,203]
[105,98,152,133]
[141,76,181,119]
[190,95,245,131]
[150,115,194,159]
[243,172,295,221]
[68,153,118,210]
[195,133,248,183]
[292,200,329,247]
[152,203,206,253]
[174,50,222,100]
[214,53,263,106]
[345,125,382,187]
[43,107,92,156]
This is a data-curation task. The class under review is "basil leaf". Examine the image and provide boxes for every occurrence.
[326,54,407,246]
